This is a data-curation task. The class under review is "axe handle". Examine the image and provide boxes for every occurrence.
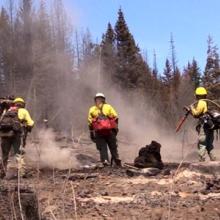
[176,111,190,133]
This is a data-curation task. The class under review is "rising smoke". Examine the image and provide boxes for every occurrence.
[26,129,79,170]
[24,54,200,169]
[22,2,206,168]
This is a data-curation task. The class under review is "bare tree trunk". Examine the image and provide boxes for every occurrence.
[8,0,16,94]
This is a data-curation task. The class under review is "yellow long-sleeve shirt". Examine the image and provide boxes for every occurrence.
[18,108,34,127]
[191,100,208,117]
[88,103,118,126]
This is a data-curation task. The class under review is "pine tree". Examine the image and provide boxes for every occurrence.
[203,36,220,99]
[162,59,173,101]
[204,36,220,86]
[114,8,151,89]
[163,36,180,88]
[183,59,201,88]
[173,67,181,92]
[179,59,201,111]
[101,22,116,86]
[162,59,173,86]
[162,58,181,124]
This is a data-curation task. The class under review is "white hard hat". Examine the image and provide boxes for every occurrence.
[95,93,106,99]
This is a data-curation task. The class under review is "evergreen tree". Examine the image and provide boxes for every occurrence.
[114,8,151,89]
[162,59,173,86]
[204,36,220,86]
[173,67,181,92]
[183,59,201,88]
[162,57,181,125]
[101,22,116,86]
[203,36,220,99]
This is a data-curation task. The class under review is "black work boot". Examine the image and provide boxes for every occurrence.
[111,158,122,167]
[115,159,122,166]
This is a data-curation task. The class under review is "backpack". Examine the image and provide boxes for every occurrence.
[208,110,220,130]
[0,107,22,132]
[92,105,117,133]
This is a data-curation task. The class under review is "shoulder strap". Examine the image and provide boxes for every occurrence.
[0,109,7,122]
[100,104,105,115]
[98,103,107,117]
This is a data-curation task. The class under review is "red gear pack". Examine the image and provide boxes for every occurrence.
[92,105,117,134]
[92,115,117,131]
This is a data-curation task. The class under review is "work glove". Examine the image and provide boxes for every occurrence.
[112,128,119,136]
[183,106,191,113]
[90,130,96,142]
[26,126,33,133]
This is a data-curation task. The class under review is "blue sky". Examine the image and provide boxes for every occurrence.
[1,0,220,72]
[64,0,220,72]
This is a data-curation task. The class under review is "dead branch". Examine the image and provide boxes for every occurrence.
[70,182,78,220]
[17,170,25,220]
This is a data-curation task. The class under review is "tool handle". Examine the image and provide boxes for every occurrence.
[175,111,190,133]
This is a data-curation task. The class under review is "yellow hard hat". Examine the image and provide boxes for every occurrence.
[13,97,25,104]
[195,87,207,96]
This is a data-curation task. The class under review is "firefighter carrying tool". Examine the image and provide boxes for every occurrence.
[177,87,220,161]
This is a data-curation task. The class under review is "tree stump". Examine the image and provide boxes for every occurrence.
[0,185,40,220]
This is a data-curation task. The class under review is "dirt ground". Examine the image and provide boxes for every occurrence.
[1,161,220,220]
[1,138,220,220]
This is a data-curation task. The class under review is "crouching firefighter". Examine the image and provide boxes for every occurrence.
[88,93,121,167]
[0,97,34,178]
[185,87,217,162]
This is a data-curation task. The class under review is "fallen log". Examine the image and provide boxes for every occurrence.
[62,173,99,181]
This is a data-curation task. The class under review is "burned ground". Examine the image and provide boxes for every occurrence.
[1,158,220,219]
[0,135,220,220]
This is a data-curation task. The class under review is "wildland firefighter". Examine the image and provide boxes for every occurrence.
[0,97,34,178]
[88,93,121,167]
[185,87,220,162]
